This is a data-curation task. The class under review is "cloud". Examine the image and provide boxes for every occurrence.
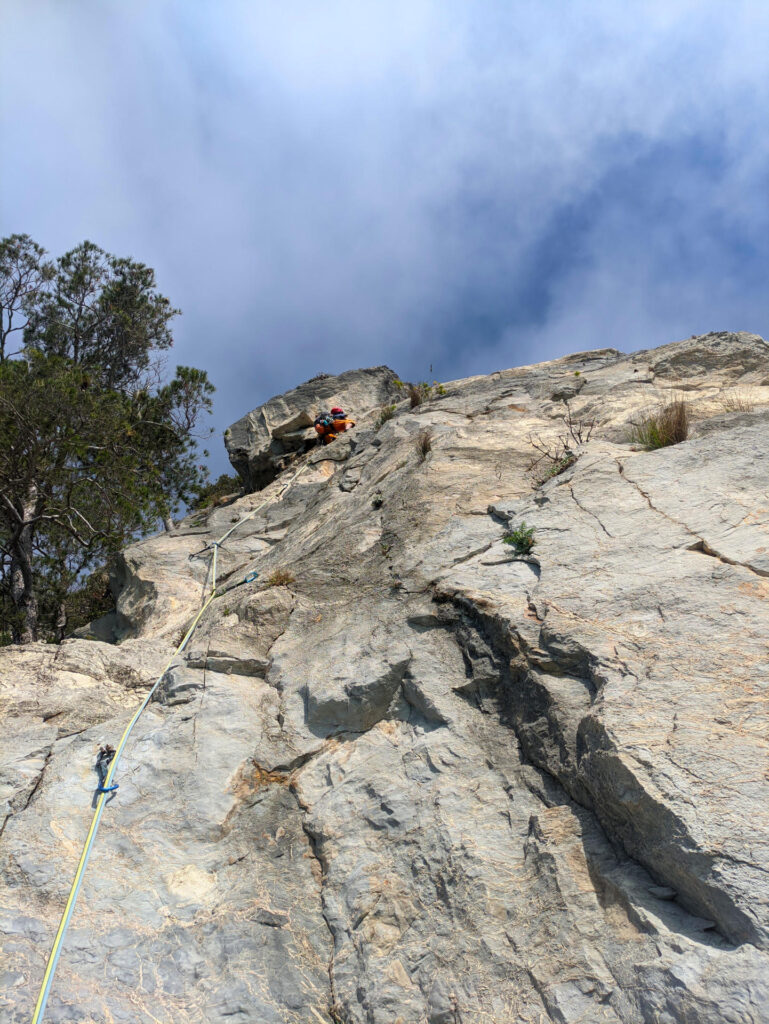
[2,0,767,472]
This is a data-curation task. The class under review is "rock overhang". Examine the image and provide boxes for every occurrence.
[225,364,402,490]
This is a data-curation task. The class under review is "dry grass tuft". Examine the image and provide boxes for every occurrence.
[414,428,433,463]
[720,388,755,413]
[265,568,295,587]
[628,398,690,450]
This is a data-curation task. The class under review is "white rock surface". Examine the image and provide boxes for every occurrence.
[2,331,769,1023]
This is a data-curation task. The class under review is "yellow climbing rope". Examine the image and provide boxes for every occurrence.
[30,460,309,1023]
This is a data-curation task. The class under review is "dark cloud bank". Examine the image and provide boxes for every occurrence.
[2,1,767,472]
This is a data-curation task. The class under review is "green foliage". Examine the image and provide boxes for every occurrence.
[192,472,241,510]
[527,399,595,486]
[503,522,536,555]
[52,570,114,639]
[627,399,689,450]
[0,234,213,642]
[408,380,445,406]
[23,240,179,392]
[376,403,397,429]
[542,454,577,480]
[0,234,54,361]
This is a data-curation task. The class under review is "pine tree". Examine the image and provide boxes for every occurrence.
[0,237,214,643]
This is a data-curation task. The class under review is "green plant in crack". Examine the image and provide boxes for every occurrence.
[503,522,536,555]
[376,403,397,429]
[543,453,577,480]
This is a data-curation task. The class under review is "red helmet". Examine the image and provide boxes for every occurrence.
[331,407,345,416]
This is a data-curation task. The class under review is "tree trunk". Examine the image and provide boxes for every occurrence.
[55,601,68,643]
[163,516,176,534]
[9,486,39,644]
[10,520,37,643]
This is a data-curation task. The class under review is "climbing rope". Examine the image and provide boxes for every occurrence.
[30,459,310,1023]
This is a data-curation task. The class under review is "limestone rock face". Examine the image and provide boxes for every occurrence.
[225,365,402,489]
[2,330,769,1024]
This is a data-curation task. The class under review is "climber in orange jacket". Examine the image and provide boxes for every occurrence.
[314,407,356,445]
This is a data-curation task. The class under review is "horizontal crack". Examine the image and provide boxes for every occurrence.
[687,539,769,579]
[618,460,768,580]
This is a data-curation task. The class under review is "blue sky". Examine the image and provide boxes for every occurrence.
[2,1,767,474]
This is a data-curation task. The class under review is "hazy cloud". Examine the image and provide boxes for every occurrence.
[2,0,767,471]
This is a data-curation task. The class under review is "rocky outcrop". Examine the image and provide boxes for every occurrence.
[225,365,402,490]
[2,331,769,1023]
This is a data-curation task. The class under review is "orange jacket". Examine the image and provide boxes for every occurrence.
[314,417,355,444]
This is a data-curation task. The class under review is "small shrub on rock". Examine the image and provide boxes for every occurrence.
[407,380,445,407]
[503,522,536,555]
[415,428,433,462]
[376,403,397,429]
[526,398,595,486]
[628,399,689,450]
[543,453,577,481]
[265,569,295,587]
[192,473,242,510]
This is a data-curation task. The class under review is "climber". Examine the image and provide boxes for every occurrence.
[95,745,116,789]
[92,743,118,807]
[314,407,356,445]
[331,406,355,433]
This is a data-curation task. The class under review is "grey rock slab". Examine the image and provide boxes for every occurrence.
[3,331,769,1023]
[644,330,769,380]
[617,412,769,576]
[448,431,769,948]
[1,666,330,1023]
